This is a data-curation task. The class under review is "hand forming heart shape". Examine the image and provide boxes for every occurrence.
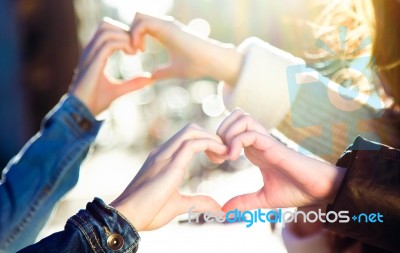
[216,109,345,213]
[70,18,153,116]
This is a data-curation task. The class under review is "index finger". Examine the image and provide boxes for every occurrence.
[169,138,228,172]
[216,108,245,142]
[155,124,224,160]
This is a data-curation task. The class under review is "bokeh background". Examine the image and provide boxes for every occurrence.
[0,0,329,252]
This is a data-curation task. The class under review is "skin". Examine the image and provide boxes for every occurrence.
[68,18,228,231]
[216,109,346,212]
[70,16,346,233]
[69,18,153,115]
[109,110,345,232]
[128,13,347,237]
[110,124,228,231]
[129,13,243,85]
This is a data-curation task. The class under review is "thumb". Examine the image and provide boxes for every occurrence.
[222,189,265,213]
[113,73,153,97]
[179,195,222,215]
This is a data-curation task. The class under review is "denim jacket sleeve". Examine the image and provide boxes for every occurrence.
[0,95,102,252]
[18,198,140,253]
[325,136,400,252]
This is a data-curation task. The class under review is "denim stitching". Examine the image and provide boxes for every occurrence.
[101,203,141,241]
[70,218,98,252]
[75,214,105,253]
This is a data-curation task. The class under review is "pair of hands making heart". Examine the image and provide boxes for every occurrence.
[70,12,244,117]
[69,16,345,232]
[110,109,345,231]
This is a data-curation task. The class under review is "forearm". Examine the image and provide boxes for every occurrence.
[0,95,102,252]
[202,39,243,85]
[278,145,346,205]
[18,198,140,253]
[178,31,243,84]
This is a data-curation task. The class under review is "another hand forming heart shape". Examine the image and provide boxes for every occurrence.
[69,18,153,116]
[111,123,228,231]
[217,109,346,213]
[129,13,243,85]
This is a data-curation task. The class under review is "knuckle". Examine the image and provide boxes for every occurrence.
[216,126,225,136]
[241,114,255,126]
[181,139,194,150]
[95,29,109,42]
[104,40,119,50]
[103,39,112,47]
[99,41,112,53]
[241,114,253,122]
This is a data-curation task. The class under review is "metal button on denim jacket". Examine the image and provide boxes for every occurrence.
[18,198,140,253]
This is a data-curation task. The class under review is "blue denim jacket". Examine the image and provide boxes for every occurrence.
[18,198,140,253]
[0,95,103,252]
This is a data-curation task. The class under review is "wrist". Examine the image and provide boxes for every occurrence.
[68,86,97,115]
[78,198,141,252]
[278,147,347,206]
[204,41,243,84]
[216,47,242,85]
[110,198,143,232]
[324,166,346,205]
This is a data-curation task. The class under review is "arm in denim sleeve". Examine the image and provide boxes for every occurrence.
[18,198,140,253]
[325,136,400,252]
[0,95,102,252]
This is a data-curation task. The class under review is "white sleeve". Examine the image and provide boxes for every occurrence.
[223,37,305,129]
